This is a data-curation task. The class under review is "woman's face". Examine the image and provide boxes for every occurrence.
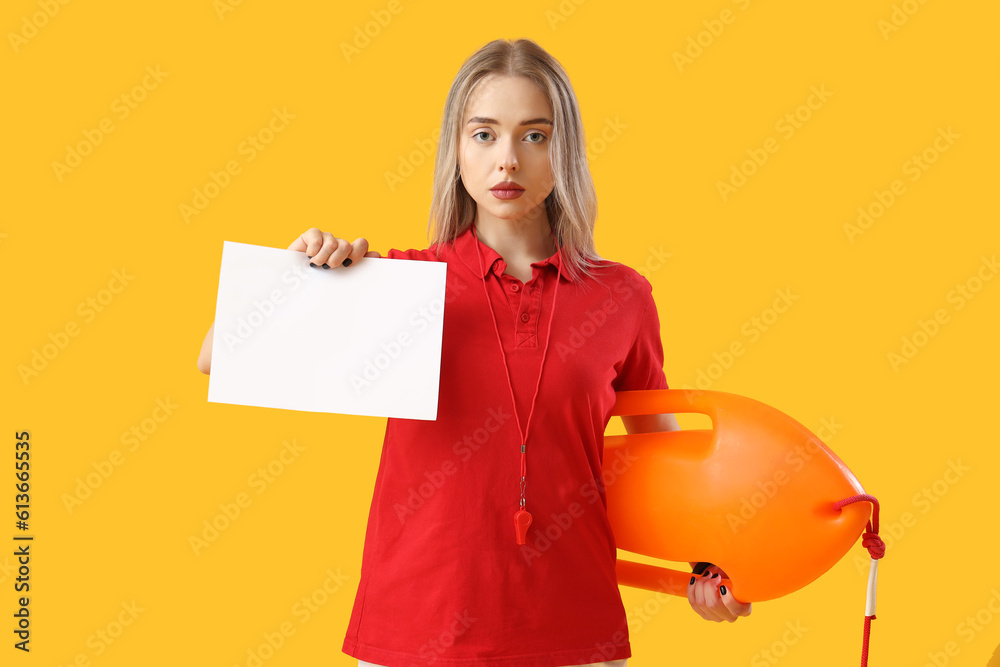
[458,74,556,229]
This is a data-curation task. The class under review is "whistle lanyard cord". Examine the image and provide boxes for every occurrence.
[472,223,562,509]
[832,494,884,667]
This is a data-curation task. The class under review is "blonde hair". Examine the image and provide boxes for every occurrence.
[427,38,604,283]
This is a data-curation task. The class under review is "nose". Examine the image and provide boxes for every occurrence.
[498,138,518,172]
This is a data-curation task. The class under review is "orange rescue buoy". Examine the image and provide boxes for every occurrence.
[605,389,871,602]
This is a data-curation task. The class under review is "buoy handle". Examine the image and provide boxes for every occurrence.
[616,560,734,598]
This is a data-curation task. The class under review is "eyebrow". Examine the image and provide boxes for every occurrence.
[466,116,553,126]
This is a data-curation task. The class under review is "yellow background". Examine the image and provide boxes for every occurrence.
[3,0,998,665]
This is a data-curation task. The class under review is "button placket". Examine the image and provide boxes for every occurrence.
[500,274,522,314]
[514,276,543,347]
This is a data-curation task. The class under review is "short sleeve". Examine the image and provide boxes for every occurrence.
[384,245,445,262]
[386,248,424,261]
[612,286,669,392]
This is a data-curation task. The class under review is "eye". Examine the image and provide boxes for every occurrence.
[473,131,492,142]
[526,132,546,143]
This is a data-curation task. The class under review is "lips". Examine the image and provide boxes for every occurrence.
[490,181,524,191]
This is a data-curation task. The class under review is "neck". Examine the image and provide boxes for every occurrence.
[472,212,557,264]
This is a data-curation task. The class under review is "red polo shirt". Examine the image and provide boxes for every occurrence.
[342,225,669,666]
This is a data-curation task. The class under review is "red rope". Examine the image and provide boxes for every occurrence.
[833,494,884,667]
[862,615,874,666]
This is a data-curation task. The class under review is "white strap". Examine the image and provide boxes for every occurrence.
[865,558,878,616]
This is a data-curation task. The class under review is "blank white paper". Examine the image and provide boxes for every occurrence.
[207,241,447,420]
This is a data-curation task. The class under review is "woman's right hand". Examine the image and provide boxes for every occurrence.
[287,228,381,268]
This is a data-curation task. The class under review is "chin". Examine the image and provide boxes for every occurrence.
[493,207,537,223]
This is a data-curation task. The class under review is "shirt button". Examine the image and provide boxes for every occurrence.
[520,313,530,322]
[511,284,520,292]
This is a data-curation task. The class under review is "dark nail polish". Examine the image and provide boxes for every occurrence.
[309,262,318,268]
[712,573,720,579]
[322,264,330,269]
[689,577,695,586]
[720,585,727,595]
[342,258,353,267]
[307,255,312,259]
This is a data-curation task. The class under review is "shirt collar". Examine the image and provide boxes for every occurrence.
[452,224,575,283]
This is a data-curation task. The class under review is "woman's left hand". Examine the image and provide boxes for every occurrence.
[687,563,752,622]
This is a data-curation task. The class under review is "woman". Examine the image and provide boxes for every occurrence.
[198,38,750,667]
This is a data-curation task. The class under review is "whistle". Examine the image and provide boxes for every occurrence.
[514,509,533,545]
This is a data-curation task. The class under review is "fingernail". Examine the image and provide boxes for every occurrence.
[342,258,353,267]
[307,255,313,259]
[720,585,727,595]
[689,577,695,586]
[322,264,330,269]
[711,573,720,579]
